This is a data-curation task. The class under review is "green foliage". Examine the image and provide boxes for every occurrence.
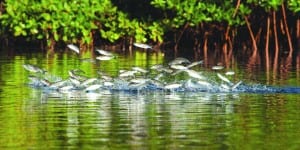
[0,0,166,45]
[246,0,283,10]
[288,0,300,13]
[151,0,253,29]
[0,0,298,47]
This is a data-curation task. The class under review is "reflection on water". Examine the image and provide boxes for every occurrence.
[0,49,299,149]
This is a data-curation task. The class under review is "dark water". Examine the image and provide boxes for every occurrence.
[0,49,300,149]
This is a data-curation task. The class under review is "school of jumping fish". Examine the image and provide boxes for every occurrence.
[23,43,296,94]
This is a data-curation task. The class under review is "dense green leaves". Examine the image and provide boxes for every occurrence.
[0,0,298,48]
[288,0,300,13]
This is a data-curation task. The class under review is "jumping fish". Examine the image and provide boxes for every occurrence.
[23,53,248,93]
[95,49,113,56]
[220,84,231,91]
[154,73,164,81]
[119,70,137,78]
[81,78,99,87]
[217,73,232,85]
[225,71,235,76]
[164,83,182,90]
[85,84,102,92]
[97,71,113,81]
[23,64,46,74]
[132,67,148,73]
[186,60,203,68]
[69,69,85,77]
[170,64,188,70]
[185,79,202,89]
[232,81,243,90]
[59,85,74,92]
[69,77,81,86]
[212,66,224,70]
[28,75,40,82]
[133,43,152,49]
[96,55,114,61]
[103,81,114,87]
[130,78,149,84]
[49,80,68,89]
[67,44,80,54]
[69,69,87,81]
[185,69,206,80]
[168,57,191,66]
[150,64,164,70]
[161,68,173,73]
[197,80,212,87]
[40,79,51,87]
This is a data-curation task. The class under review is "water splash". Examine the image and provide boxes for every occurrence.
[23,59,300,94]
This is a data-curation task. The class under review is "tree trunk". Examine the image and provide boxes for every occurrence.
[265,15,270,71]
[244,16,258,56]
[297,19,300,50]
[297,19,300,39]
[203,36,208,60]
[129,37,133,54]
[233,0,241,17]
[281,4,293,57]
[273,10,279,72]
[174,23,189,56]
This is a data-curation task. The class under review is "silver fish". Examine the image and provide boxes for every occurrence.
[168,57,191,66]
[67,44,80,54]
[185,79,202,89]
[85,84,102,92]
[96,55,114,61]
[97,71,113,81]
[225,71,235,76]
[69,69,85,77]
[40,79,51,87]
[197,80,212,87]
[217,73,232,85]
[185,69,206,80]
[220,84,231,91]
[232,81,242,90]
[212,66,224,70]
[69,69,87,81]
[186,60,203,68]
[101,75,113,81]
[132,67,148,73]
[170,65,188,70]
[28,75,40,82]
[119,70,137,78]
[49,80,68,89]
[23,64,46,74]
[154,73,164,81]
[133,43,152,49]
[150,64,164,70]
[103,81,114,87]
[96,49,113,56]
[59,85,74,92]
[130,78,149,84]
[129,82,148,90]
[69,77,81,86]
[81,78,98,87]
[164,83,182,90]
[160,68,173,73]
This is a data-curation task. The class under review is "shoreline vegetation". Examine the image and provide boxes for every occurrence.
[0,0,299,57]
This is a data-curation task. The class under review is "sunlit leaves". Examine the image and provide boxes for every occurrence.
[0,0,298,46]
[288,0,300,13]
[148,22,164,43]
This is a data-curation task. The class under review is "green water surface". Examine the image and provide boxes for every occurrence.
[0,49,299,149]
